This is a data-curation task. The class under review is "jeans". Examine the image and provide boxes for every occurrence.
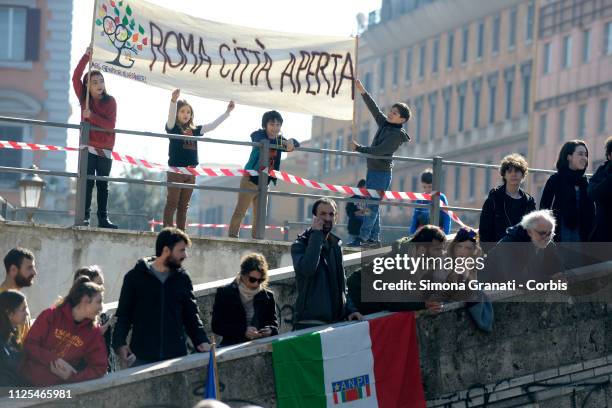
[359,169,392,242]
[163,172,196,230]
[85,152,113,218]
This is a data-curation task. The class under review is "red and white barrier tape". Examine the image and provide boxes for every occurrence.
[148,220,285,233]
[268,169,466,227]
[0,139,466,227]
[0,140,79,152]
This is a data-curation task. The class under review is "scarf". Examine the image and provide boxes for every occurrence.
[238,281,260,325]
[557,167,588,230]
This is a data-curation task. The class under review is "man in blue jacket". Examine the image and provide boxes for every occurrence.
[228,111,300,238]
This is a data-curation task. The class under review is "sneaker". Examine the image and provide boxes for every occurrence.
[366,239,382,248]
[346,238,363,247]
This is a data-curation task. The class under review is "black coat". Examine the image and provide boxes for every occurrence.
[483,225,565,284]
[0,335,23,386]
[479,185,536,252]
[211,281,278,347]
[346,197,364,236]
[540,170,595,242]
[588,161,612,242]
[111,257,209,362]
[291,229,357,325]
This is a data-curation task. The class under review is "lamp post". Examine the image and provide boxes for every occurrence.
[19,165,45,222]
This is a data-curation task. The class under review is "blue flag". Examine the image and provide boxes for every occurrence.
[204,348,217,400]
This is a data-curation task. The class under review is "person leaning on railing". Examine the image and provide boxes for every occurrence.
[163,89,234,231]
[228,110,300,239]
[349,78,411,248]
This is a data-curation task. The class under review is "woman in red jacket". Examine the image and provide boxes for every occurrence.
[72,46,118,229]
[20,276,107,386]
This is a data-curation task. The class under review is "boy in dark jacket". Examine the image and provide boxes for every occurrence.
[349,79,410,247]
[228,111,300,239]
[291,198,362,330]
[479,154,536,253]
[112,228,209,366]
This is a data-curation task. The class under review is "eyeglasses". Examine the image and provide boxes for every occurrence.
[534,229,552,238]
[247,276,265,284]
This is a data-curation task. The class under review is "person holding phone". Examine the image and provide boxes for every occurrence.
[211,253,278,346]
[291,198,363,330]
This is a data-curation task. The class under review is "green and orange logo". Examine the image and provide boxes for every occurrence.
[96,0,148,68]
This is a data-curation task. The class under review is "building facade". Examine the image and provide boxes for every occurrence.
[530,0,612,198]
[0,0,72,211]
[311,0,611,234]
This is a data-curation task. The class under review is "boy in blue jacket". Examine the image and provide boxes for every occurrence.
[228,111,300,238]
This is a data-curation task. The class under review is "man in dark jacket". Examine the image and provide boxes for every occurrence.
[479,154,536,253]
[588,136,612,242]
[349,79,410,247]
[291,198,363,330]
[483,210,565,285]
[112,228,210,366]
[228,111,300,239]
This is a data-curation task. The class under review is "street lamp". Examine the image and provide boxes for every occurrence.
[19,165,45,222]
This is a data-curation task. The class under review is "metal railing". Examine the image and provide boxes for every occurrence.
[0,115,561,240]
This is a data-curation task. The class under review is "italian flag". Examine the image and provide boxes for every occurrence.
[272,312,425,408]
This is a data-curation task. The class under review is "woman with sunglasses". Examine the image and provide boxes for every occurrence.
[212,253,278,346]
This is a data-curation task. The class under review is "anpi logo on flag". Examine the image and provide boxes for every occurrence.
[332,374,372,404]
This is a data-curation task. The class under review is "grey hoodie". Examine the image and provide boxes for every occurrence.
[356,92,410,171]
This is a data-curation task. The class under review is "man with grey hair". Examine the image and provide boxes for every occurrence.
[483,210,564,284]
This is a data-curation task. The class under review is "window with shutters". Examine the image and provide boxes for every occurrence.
[0,6,40,62]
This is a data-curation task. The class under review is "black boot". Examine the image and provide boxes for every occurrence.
[97,214,118,229]
[83,211,90,227]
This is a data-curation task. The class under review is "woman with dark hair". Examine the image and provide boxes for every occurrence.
[540,140,595,242]
[212,253,278,346]
[72,46,118,228]
[20,276,107,386]
[0,290,28,386]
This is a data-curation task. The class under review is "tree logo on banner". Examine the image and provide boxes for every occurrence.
[95,1,148,68]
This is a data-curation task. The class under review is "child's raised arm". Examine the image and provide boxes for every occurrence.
[200,101,235,134]
[166,89,180,130]
[72,47,92,102]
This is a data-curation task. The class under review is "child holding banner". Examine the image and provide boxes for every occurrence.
[163,89,235,231]
[72,47,118,229]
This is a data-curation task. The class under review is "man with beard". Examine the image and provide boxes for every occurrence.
[112,228,210,367]
[291,198,363,330]
[1,248,36,345]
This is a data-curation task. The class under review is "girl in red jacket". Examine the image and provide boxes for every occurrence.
[20,276,107,386]
[72,47,118,229]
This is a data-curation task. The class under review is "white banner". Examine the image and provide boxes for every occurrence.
[91,0,357,120]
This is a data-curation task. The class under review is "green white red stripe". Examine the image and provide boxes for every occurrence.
[272,313,425,408]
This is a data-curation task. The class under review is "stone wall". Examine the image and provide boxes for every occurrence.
[6,260,610,407]
[0,222,293,316]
